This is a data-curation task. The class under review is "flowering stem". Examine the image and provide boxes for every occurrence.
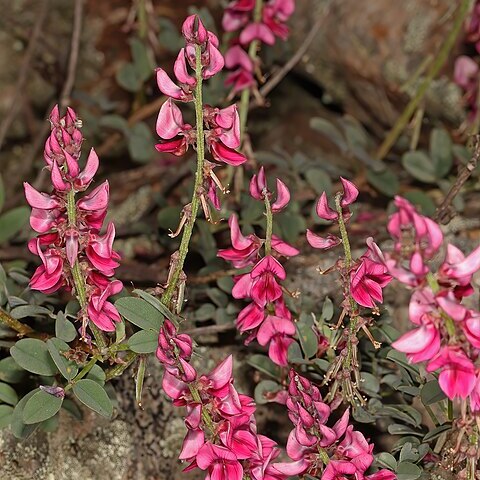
[264,195,273,255]
[66,189,107,350]
[239,0,264,141]
[161,44,205,310]
[335,194,352,270]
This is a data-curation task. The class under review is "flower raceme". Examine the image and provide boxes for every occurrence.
[272,371,396,479]
[155,15,246,226]
[376,198,480,407]
[222,0,296,96]
[24,105,122,334]
[155,322,286,480]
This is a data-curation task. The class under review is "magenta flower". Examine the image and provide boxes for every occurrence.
[392,321,441,363]
[350,257,392,308]
[196,443,244,480]
[25,105,123,335]
[426,347,476,400]
[257,315,296,366]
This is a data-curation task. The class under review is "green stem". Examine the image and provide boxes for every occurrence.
[264,195,273,255]
[335,194,352,270]
[161,44,205,310]
[64,355,99,391]
[66,189,107,350]
[238,0,264,141]
[375,0,472,161]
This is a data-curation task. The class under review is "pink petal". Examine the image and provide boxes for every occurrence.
[156,98,185,140]
[340,176,359,206]
[179,429,204,460]
[240,22,275,45]
[271,235,299,256]
[210,140,246,165]
[77,181,109,211]
[271,178,290,212]
[306,231,340,249]
[77,148,99,186]
[51,161,69,191]
[24,183,59,209]
[156,68,190,101]
[208,355,233,390]
[203,42,225,79]
[229,214,252,250]
[174,49,196,86]
[181,15,208,44]
[316,192,338,221]
[251,255,286,280]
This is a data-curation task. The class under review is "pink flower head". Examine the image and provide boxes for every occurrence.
[426,347,476,400]
[196,443,243,480]
[350,257,392,308]
[181,15,208,45]
[155,98,194,156]
[87,277,123,332]
[240,22,275,45]
[387,197,443,279]
[314,177,359,222]
[156,68,194,102]
[439,243,480,288]
[156,319,193,370]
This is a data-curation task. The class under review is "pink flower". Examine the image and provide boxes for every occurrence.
[87,277,123,332]
[249,168,291,212]
[426,347,476,400]
[306,231,341,250]
[257,316,296,366]
[314,177,359,222]
[350,257,392,308]
[29,244,65,294]
[392,320,440,363]
[196,443,243,480]
[85,222,121,276]
[470,373,480,413]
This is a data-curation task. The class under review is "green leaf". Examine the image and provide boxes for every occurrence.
[0,357,25,383]
[0,207,30,244]
[367,168,400,196]
[207,288,229,308]
[395,461,422,480]
[359,372,380,396]
[23,389,63,424]
[116,63,143,92]
[158,18,184,54]
[47,338,78,381]
[128,330,158,353]
[254,380,282,405]
[115,297,163,331]
[194,303,216,321]
[157,205,183,231]
[376,452,397,471]
[99,114,129,135]
[128,122,154,163]
[73,379,113,418]
[247,354,281,379]
[423,425,451,443]
[0,381,18,405]
[352,405,376,423]
[420,379,446,406]
[430,128,453,178]
[132,289,179,324]
[130,37,153,82]
[402,191,436,216]
[387,350,419,376]
[10,339,58,376]
[388,424,423,436]
[10,304,52,319]
[309,117,347,152]
[55,311,77,342]
[320,297,334,322]
[0,404,13,428]
[86,364,106,385]
[297,313,317,359]
[11,389,40,439]
[402,151,436,183]
[305,168,332,195]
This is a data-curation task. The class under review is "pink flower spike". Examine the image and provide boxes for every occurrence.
[51,161,69,192]
[24,183,60,210]
[306,231,341,250]
[339,177,359,207]
[173,49,196,86]
[156,98,185,140]
[77,181,109,212]
[315,192,338,221]
[240,22,275,45]
[271,179,290,213]
[181,15,208,45]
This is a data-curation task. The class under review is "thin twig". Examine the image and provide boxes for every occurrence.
[253,11,326,106]
[434,135,480,224]
[375,0,473,161]
[0,1,50,150]
[0,308,44,339]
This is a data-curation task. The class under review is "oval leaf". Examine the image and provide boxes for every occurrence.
[10,339,58,376]
[128,330,158,353]
[11,389,40,439]
[47,338,78,381]
[0,381,18,405]
[55,311,77,342]
[23,389,63,424]
[0,404,13,428]
[402,151,436,183]
[115,297,163,331]
[72,379,113,418]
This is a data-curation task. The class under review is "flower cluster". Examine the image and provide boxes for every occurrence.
[155,15,246,225]
[454,1,480,119]
[218,168,299,366]
[273,371,396,479]
[222,0,296,96]
[307,177,392,310]
[156,320,285,480]
[374,197,480,407]
[24,106,122,336]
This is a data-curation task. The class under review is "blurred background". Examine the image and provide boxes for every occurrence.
[0,0,479,478]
